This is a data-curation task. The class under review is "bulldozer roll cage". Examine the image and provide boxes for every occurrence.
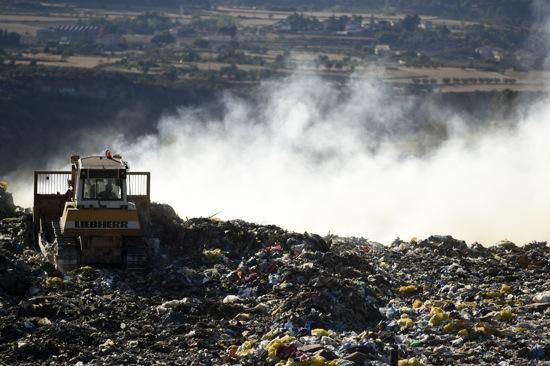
[33,171,151,238]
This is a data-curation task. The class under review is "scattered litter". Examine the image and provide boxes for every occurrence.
[0,202,548,365]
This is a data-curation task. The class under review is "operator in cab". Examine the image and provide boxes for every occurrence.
[97,182,119,200]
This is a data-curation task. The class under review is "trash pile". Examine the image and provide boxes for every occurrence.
[0,180,16,219]
[0,197,549,365]
[379,236,550,365]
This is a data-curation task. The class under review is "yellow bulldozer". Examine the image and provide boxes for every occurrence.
[33,151,155,271]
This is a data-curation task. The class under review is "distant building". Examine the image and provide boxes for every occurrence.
[123,34,154,49]
[272,21,292,32]
[202,34,235,52]
[418,20,433,30]
[475,46,498,62]
[37,24,101,44]
[98,33,126,49]
[375,44,391,56]
[362,18,393,32]
[377,20,394,30]
[345,22,363,34]
[169,26,196,37]
[322,17,341,32]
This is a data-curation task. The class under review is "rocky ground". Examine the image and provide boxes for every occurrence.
[0,195,549,366]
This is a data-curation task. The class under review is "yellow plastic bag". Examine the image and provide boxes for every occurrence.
[397,318,415,328]
[267,335,296,359]
[443,321,455,333]
[306,354,327,366]
[46,277,64,286]
[500,283,512,295]
[398,285,417,294]
[497,309,514,321]
[235,340,255,357]
[457,329,469,338]
[429,306,448,325]
[311,328,330,337]
[203,248,222,258]
[99,339,115,350]
[398,358,420,366]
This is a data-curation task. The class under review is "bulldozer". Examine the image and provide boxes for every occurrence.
[33,150,155,271]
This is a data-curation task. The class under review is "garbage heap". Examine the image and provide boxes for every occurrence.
[0,182,16,219]
[0,203,548,366]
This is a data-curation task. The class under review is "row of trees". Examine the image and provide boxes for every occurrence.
[190,15,238,37]
[85,12,240,38]
[284,13,322,31]
[370,17,531,57]
[388,0,533,23]
[224,0,533,23]
[412,77,518,85]
[281,12,420,32]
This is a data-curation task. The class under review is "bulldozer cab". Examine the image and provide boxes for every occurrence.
[34,157,151,236]
[74,154,128,209]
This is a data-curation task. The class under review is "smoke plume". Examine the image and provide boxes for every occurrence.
[6,68,550,245]
[92,73,548,246]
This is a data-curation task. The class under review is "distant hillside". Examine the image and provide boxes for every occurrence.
[222,0,535,22]
[388,0,533,21]
[5,0,210,10]
[6,0,538,23]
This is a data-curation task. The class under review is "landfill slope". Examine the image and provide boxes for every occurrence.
[0,187,16,220]
[0,199,549,366]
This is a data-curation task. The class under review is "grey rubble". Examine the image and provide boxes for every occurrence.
[0,199,548,365]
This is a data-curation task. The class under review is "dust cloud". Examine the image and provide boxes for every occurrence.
[6,70,550,245]
[99,73,550,246]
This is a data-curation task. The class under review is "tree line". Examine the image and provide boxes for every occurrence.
[226,0,535,23]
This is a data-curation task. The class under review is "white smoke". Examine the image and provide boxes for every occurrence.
[7,69,550,245]
[87,72,548,246]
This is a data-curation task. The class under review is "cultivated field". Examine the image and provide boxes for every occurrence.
[0,4,539,93]
[17,53,121,68]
